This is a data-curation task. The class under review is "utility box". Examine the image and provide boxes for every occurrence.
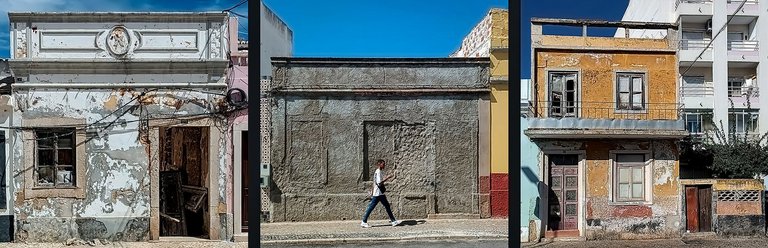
[260,163,270,188]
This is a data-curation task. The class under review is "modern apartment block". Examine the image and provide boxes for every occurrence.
[618,0,764,140]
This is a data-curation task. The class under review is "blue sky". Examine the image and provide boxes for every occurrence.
[521,0,629,78]
[0,0,248,57]
[263,0,508,57]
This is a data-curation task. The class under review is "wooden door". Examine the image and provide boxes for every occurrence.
[242,131,249,232]
[686,185,713,232]
[685,186,699,232]
[548,154,579,231]
[698,186,712,232]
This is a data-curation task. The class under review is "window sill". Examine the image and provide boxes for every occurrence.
[24,186,85,199]
[608,201,653,206]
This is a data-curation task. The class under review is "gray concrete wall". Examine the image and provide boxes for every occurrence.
[268,58,489,222]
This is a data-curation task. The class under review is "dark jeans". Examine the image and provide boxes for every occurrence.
[362,195,396,223]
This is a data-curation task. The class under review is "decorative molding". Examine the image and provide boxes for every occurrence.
[15,29,27,59]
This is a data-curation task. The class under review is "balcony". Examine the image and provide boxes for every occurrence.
[675,0,713,17]
[728,0,759,16]
[679,39,712,62]
[728,40,759,62]
[524,101,687,139]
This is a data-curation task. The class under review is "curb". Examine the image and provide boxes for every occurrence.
[260,234,509,245]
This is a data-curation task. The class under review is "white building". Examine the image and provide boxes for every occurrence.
[617,0,763,139]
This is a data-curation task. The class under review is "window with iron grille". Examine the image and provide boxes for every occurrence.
[35,129,76,188]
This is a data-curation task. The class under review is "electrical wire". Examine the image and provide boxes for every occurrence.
[224,0,248,12]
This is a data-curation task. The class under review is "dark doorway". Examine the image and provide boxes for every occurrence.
[685,185,712,232]
[241,130,249,232]
[159,127,210,238]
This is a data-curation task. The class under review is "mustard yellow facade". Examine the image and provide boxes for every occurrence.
[451,8,508,218]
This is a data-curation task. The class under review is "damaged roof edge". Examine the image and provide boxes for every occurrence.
[270,57,491,65]
[531,17,677,29]
[8,11,229,22]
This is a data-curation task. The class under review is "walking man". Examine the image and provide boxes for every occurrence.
[361,159,401,228]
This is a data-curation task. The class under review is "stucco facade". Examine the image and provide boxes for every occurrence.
[451,8,509,219]
[267,58,490,222]
[527,19,687,240]
[7,12,235,242]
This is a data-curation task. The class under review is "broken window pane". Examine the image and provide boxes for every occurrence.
[38,149,54,166]
[35,128,77,188]
[56,167,74,186]
[37,166,54,186]
[58,136,73,149]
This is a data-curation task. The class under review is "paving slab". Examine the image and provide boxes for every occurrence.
[261,219,509,244]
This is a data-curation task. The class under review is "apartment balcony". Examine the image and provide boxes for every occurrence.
[728,0,759,16]
[679,39,712,62]
[728,40,759,62]
[676,0,713,17]
[524,101,686,139]
[680,85,759,108]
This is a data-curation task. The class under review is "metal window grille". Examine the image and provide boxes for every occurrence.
[717,190,761,202]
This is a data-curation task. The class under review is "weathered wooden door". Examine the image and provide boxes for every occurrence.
[242,131,249,232]
[686,185,712,232]
[685,186,699,232]
[548,154,579,231]
[698,186,712,232]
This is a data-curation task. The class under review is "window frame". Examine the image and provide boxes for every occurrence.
[34,128,77,188]
[22,117,87,199]
[728,110,759,135]
[546,70,580,118]
[609,150,653,205]
[684,110,714,135]
[615,72,648,113]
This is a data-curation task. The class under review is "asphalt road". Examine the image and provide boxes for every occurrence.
[262,239,510,248]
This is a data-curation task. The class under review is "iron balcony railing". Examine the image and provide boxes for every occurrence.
[728,85,760,97]
[527,101,682,120]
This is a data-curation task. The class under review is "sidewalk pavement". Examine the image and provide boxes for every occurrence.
[260,218,509,245]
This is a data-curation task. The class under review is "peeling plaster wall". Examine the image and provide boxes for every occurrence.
[10,89,225,242]
[536,139,681,240]
[533,50,678,120]
[269,59,489,222]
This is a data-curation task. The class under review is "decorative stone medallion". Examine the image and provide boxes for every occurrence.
[106,26,131,56]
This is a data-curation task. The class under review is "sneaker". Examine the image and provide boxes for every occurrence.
[391,220,401,226]
[361,222,370,228]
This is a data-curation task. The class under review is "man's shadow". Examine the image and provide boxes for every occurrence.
[372,219,426,227]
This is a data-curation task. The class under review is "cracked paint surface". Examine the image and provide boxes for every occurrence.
[10,89,226,242]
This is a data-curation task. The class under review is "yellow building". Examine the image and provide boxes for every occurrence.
[451,8,508,218]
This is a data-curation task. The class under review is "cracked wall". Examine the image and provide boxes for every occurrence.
[10,89,228,242]
[268,59,489,222]
[536,139,681,240]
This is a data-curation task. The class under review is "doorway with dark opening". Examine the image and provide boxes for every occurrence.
[158,127,210,238]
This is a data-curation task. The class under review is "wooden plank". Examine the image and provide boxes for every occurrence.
[686,186,699,232]
[698,187,712,232]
